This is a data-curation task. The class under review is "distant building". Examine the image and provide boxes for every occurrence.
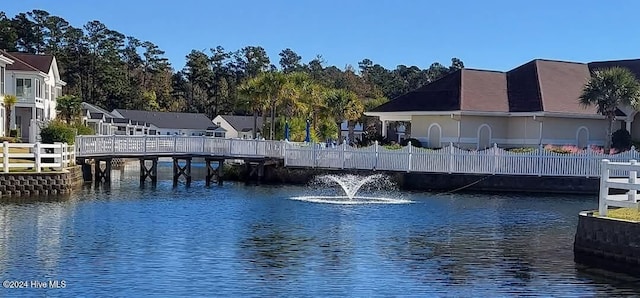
[81,102,218,136]
[212,115,263,139]
[1,50,65,142]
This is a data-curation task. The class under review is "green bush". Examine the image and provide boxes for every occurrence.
[40,121,77,144]
[74,123,95,135]
[612,128,632,151]
[401,138,423,148]
[9,129,18,138]
[0,136,19,143]
[383,144,402,150]
[508,147,535,153]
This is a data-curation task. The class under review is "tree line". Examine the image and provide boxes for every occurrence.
[0,9,464,142]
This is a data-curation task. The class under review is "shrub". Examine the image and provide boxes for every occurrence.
[612,128,632,151]
[508,147,535,153]
[74,123,95,135]
[544,144,581,154]
[40,121,77,144]
[0,136,19,143]
[9,129,18,138]
[401,138,422,148]
[383,144,402,150]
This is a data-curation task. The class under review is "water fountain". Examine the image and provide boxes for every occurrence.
[290,173,412,204]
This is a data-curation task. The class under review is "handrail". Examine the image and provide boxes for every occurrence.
[0,141,75,173]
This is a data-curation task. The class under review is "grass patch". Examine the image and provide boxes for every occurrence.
[595,208,640,221]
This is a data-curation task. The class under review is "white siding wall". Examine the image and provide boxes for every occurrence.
[212,116,237,138]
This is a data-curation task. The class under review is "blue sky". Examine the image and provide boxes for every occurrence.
[4,0,639,72]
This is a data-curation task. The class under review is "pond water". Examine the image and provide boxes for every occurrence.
[0,163,639,297]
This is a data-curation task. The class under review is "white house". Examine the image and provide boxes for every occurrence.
[212,115,263,139]
[366,58,640,149]
[1,50,66,142]
[0,52,15,137]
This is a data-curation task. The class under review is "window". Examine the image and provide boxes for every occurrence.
[35,79,42,98]
[0,66,4,95]
[45,85,50,100]
[214,132,225,138]
[16,78,33,97]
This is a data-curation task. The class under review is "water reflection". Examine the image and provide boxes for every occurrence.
[0,163,639,296]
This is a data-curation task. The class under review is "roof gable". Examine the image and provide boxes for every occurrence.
[460,69,508,112]
[535,60,595,115]
[5,52,53,73]
[218,115,264,131]
[370,70,462,112]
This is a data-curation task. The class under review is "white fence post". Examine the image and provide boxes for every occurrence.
[34,142,41,173]
[143,135,148,155]
[448,142,454,174]
[312,142,317,168]
[599,159,610,216]
[407,144,412,172]
[537,144,543,177]
[2,142,9,173]
[112,135,116,153]
[341,142,346,169]
[628,159,638,202]
[374,141,379,170]
[283,141,288,166]
[492,143,498,175]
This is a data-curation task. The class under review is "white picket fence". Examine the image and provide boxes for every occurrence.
[74,135,640,178]
[0,142,76,173]
[598,159,640,216]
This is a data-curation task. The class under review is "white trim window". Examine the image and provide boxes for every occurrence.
[0,66,4,95]
[16,78,33,97]
[45,84,50,100]
[35,79,42,98]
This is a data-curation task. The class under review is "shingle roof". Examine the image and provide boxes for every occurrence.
[114,109,213,130]
[82,102,118,118]
[371,58,616,115]
[2,51,53,73]
[371,69,508,113]
[218,115,263,132]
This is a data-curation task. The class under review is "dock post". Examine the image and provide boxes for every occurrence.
[140,157,158,186]
[217,160,224,186]
[173,156,192,187]
[94,158,112,184]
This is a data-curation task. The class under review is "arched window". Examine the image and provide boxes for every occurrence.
[576,126,589,149]
[427,123,442,148]
[477,124,492,150]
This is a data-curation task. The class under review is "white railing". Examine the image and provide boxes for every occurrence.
[598,159,640,216]
[75,135,285,158]
[0,142,76,173]
[75,136,640,178]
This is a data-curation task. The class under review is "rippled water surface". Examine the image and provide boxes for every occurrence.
[1,164,639,297]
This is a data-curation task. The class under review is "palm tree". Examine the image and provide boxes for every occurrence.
[56,95,82,124]
[580,67,640,152]
[3,95,17,136]
[324,89,364,143]
[237,78,268,139]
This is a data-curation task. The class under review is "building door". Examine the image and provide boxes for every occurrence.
[577,127,589,149]
[428,124,441,148]
[478,124,491,150]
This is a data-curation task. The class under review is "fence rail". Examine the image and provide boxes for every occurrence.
[1,142,76,173]
[75,136,640,178]
[598,159,640,216]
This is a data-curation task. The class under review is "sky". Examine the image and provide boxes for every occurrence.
[3,0,640,72]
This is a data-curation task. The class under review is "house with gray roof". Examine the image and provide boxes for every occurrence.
[212,115,263,139]
[112,109,216,136]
